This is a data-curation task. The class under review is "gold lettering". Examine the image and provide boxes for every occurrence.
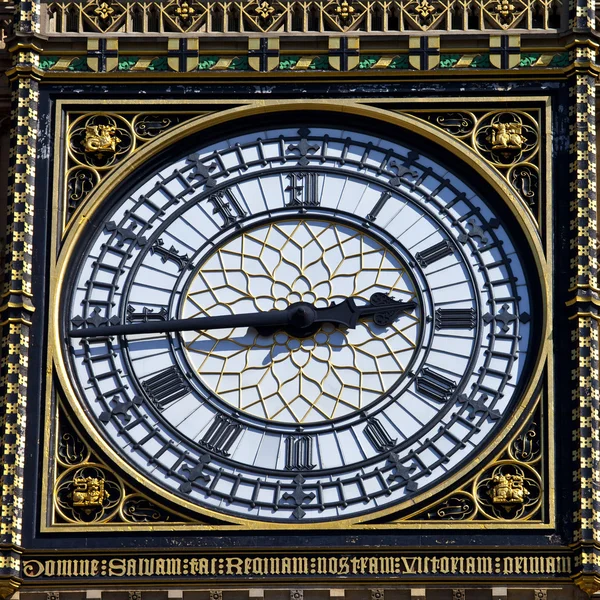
[316,557,328,574]
[401,557,419,574]
[269,557,280,575]
[451,557,464,574]
[255,557,266,575]
[281,557,293,574]
[44,561,55,577]
[23,553,574,581]
[23,560,44,578]
[166,558,181,576]
[477,557,492,574]
[394,557,402,574]
[439,557,449,574]
[558,557,571,574]
[528,556,541,574]
[127,559,137,576]
[378,556,393,574]
[156,559,166,576]
[243,558,252,575]
[192,558,209,575]
[515,556,526,574]
[109,558,126,577]
[226,557,243,575]
[328,558,338,574]
[56,560,72,577]
[138,558,154,576]
[465,557,476,574]
[297,557,309,574]
[339,557,350,575]
[368,557,378,575]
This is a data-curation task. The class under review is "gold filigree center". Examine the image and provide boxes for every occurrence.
[182,220,420,424]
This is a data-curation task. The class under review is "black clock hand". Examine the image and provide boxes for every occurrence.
[314,293,417,329]
[68,293,417,338]
[69,307,295,338]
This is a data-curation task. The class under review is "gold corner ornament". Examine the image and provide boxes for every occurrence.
[61,109,214,233]
[407,107,542,226]
[50,401,195,527]
[401,399,544,522]
[82,124,121,156]
[488,119,527,151]
[72,477,110,508]
[490,473,529,505]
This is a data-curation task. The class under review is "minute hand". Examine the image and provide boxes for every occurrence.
[68,293,417,339]
[68,308,294,338]
[313,293,417,329]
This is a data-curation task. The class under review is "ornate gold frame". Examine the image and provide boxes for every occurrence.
[43,97,553,531]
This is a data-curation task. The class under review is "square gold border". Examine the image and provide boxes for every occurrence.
[41,96,554,532]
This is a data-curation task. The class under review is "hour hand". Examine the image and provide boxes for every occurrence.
[314,293,417,330]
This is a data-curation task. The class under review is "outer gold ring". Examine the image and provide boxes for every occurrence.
[50,100,551,529]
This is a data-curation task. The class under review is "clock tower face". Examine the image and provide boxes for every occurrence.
[60,119,538,523]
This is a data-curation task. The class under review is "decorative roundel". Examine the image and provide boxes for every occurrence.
[60,117,540,523]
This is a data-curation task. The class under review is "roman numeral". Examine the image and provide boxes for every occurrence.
[416,368,457,403]
[286,172,320,208]
[366,191,392,222]
[435,308,476,330]
[150,238,190,271]
[200,414,243,456]
[207,189,247,228]
[127,305,167,323]
[142,366,189,409]
[415,240,453,267]
[285,435,315,470]
[364,417,397,451]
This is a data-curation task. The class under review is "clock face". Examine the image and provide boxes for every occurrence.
[61,121,537,523]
